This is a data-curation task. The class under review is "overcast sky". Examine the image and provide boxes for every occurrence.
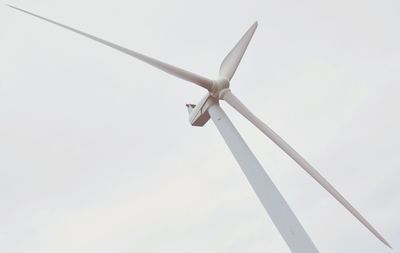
[1,0,399,252]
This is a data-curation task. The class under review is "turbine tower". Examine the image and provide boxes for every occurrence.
[7,5,391,252]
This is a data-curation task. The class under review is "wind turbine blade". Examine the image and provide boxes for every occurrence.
[208,102,319,253]
[6,4,214,91]
[219,22,258,81]
[221,90,392,249]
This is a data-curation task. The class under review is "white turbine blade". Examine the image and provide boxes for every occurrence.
[208,102,319,253]
[221,90,392,249]
[219,22,258,81]
[7,4,214,91]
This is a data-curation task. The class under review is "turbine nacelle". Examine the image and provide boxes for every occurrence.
[187,78,230,127]
[186,94,216,127]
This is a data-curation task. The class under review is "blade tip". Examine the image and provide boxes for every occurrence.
[375,233,392,249]
[383,240,393,249]
[5,4,20,11]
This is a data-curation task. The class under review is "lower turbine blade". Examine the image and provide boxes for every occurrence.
[208,102,319,253]
[222,90,392,249]
[7,4,214,91]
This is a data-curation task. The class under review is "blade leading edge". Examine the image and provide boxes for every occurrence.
[7,4,214,91]
[222,90,392,249]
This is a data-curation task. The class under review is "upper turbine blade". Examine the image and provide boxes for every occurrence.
[221,90,392,249]
[219,22,258,81]
[6,4,214,91]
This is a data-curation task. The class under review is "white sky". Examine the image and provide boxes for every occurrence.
[1,0,399,252]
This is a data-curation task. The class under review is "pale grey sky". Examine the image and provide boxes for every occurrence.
[1,0,399,252]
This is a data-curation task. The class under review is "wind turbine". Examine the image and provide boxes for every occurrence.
[7,5,392,252]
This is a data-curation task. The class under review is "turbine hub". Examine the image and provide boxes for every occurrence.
[211,77,230,99]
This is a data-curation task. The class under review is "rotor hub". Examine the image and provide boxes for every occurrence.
[211,77,230,99]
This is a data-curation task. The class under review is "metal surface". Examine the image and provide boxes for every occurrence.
[208,103,319,253]
[186,94,213,126]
